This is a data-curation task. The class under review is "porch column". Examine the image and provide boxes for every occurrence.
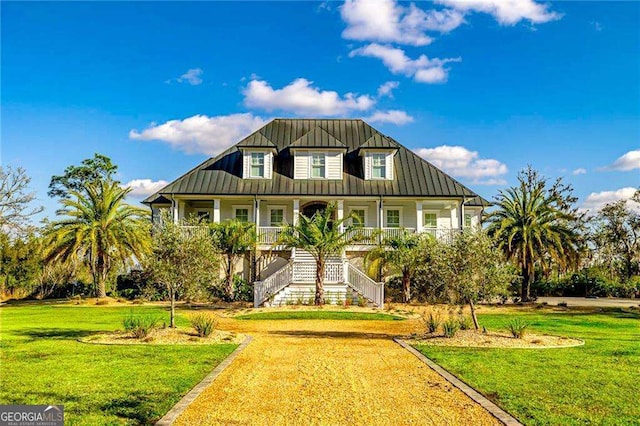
[213,199,220,223]
[450,204,457,230]
[254,198,260,228]
[172,198,179,224]
[337,200,344,232]
[376,198,383,244]
[416,201,423,233]
[458,200,464,230]
[293,199,300,225]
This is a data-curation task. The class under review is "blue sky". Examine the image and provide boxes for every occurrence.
[2,0,638,220]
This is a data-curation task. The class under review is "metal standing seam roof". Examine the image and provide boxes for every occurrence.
[143,118,480,204]
[289,126,347,149]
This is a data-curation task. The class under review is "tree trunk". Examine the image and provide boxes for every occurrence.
[521,264,533,302]
[225,256,235,302]
[402,271,411,303]
[315,257,325,305]
[469,298,479,330]
[169,288,176,328]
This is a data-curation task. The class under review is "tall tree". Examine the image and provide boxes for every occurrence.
[486,166,583,301]
[591,190,640,281]
[208,220,256,301]
[365,230,427,303]
[276,203,364,305]
[48,153,118,199]
[147,212,219,327]
[0,166,43,233]
[44,181,151,298]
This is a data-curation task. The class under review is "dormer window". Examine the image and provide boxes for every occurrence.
[311,153,326,178]
[241,149,273,179]
[372,154,386,179]
[250,152,265,178]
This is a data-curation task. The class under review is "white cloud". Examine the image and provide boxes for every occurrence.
[377,81,400,98]
[414,145,508,184]
[176,68,203,85]
[436,0,561,26]
[342,0,466,46]
[572,168,587,175]
[349,43,460,84]
[243,78,376,116]
[582,187,639,213]
[129,113,267,156]
[602,150,640,172]
[123,179,169,198]
[364,110,414,125]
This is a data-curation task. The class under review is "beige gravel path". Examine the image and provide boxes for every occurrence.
[175,314,501,425]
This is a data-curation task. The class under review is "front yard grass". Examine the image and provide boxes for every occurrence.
[0,302,237,425]
[236,310,404,321]
[414,307,640,425]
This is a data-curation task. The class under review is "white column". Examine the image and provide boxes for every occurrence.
[172,198,179,224]
[416,201,423,233]
[337,200,344,232]
[255,199,260,228]
[450,204,457,230]
[293,199,300,225]
[213,199,220,223]
[459,200,464,230]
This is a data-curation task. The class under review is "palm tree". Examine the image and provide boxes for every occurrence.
[365,230,427,303]
[209,220,256,301]
[44,181,151,298]
[276,203,364,305]
[485,167,582,301]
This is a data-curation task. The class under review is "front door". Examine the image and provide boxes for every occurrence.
[302,202,329,219]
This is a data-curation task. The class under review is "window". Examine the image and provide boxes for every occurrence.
[464,213,472,228]
[386,210,400,228]
[235,208,249,222]
[250,152,265,178]
[372,154,386,178]
[351,209,365,227]
[424,213,437,229]
[270,209,284,226]
[311,153,325,178]
[196,211,211,223]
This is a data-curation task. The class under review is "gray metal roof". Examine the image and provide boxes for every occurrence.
[289,126,347,149]
[359,133,400,149]
[143,118,480,204]
[464,195,491,207]
[236,132,277,149]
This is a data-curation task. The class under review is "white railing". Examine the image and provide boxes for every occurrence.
[422,227,461,243]
[257,226,284,244]
[381,227,416,240]
[346,263,384,307]
[346,227,377,245]
[292,262,344,283]
[254,262,292,307]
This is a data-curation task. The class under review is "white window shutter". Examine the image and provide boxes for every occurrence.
[364,154,372,180]
[265,152,273,179]
[326,152,342,179]
[386,153,394,180]
[294,152,308,179]
[242,152,250,179]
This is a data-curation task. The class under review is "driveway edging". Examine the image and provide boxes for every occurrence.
[393,337,523,426]
[156,335,253,426]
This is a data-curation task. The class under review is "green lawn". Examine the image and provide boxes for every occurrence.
[235,310,404,321]
[0,302,237,425]
[414,307,640,426]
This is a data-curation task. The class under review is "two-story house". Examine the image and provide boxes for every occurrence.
[143,118,488,307]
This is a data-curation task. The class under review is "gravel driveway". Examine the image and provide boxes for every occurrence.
[175,315,500,425]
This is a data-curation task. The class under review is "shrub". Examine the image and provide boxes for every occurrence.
[344,297,352,307]
[507,318,529,339]
[190,313,218,338]
[424,312,441,333]
[442,318,459,338]
[458,315,473,330]
[357,296,367,307]
[123,313,159,339]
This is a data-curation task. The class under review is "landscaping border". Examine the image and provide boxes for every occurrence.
[155,335,253,426]
[394,337,523,426]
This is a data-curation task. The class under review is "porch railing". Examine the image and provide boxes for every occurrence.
[253,262,292,307]
[381,227,416,240]
[257,226,284,244]
[347,263,384,307]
